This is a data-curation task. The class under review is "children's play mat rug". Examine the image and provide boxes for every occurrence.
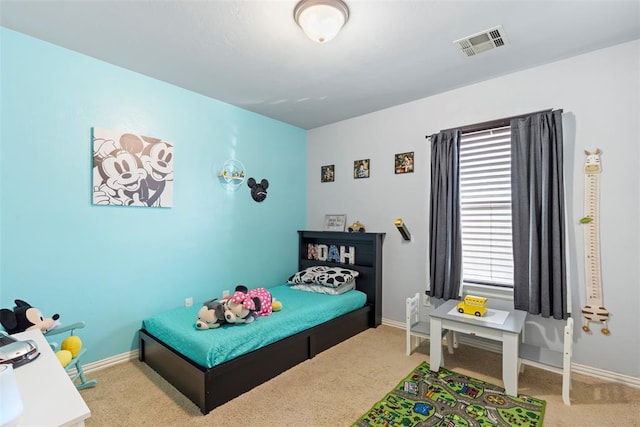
[353,362,545,427]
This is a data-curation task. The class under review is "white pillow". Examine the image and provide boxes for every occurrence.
[290,279,356,295]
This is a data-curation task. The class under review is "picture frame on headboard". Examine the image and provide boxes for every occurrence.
[324,214,347,231]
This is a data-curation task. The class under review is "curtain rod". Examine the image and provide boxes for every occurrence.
[425,108,563,139]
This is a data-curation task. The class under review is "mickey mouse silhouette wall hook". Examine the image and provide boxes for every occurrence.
[247,178,269,202]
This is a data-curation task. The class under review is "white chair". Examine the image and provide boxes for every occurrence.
[519,317,573,405]
[406,293,454,357]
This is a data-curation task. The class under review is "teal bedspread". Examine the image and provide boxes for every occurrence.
[142,284,367,368]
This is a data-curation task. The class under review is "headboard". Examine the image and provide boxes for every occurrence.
[297,230,385,326]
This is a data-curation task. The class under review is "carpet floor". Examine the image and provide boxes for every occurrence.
[79,325,640,426]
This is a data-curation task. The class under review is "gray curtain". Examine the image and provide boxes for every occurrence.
[511,110,567,319]
[429,130,462,300]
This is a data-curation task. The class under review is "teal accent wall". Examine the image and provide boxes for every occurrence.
[0,28,307,363]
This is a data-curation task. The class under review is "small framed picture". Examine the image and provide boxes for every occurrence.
[324,214,347,231]
[395,152,414,174]
[321,165,335,183]
[354,159,370,179]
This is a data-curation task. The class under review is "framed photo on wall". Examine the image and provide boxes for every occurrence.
[354,159,370,179]
[395,151,414,174]
[324,214,347,231]
[321,165,335,182]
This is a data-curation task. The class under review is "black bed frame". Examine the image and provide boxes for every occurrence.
[139,230,385,414]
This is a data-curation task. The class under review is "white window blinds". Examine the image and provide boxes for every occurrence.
[459,126,514,287]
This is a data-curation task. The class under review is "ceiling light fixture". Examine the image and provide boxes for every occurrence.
[294,0,349,43]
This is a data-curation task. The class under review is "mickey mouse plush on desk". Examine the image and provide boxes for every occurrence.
[0,299,60,334]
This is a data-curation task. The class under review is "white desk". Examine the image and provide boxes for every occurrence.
[429,299,527,396]
[11,329,91,427]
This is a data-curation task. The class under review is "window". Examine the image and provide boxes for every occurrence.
[459,125,513,288]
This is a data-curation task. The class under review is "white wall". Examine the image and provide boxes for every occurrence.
[307,40,640,377]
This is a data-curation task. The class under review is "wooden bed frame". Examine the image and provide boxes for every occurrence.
[138,230,385,414]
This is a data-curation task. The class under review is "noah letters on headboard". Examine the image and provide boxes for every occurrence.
[306,243,356,264]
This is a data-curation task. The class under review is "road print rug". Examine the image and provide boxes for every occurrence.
[353,362,545,427]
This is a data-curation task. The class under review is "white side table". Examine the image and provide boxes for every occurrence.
[429,299,527,396]
[11,329,91,427]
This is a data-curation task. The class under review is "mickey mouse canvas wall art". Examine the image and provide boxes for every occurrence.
[92,127,174,207]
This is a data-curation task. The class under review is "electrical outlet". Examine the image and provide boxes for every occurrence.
[423,294,431,307]
[222,290,230,297]
[185,297,193,308]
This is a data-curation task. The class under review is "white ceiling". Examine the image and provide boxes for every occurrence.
[1,1,639,129]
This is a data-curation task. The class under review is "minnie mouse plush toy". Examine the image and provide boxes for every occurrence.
[223,285,273,324]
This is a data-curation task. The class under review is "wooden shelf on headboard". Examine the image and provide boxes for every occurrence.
[298,230,385,326]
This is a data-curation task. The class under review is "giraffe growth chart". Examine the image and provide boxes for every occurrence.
[580,149,610,335]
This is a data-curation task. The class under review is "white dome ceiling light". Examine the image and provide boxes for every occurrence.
[294,0,350,43]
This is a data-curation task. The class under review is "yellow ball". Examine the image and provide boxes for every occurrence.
[61,335,82,358]
[56,350,73,367]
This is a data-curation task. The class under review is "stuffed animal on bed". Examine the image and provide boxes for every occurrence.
[223,285,273,324]
[0,299,60,334]
[195,299,227,330]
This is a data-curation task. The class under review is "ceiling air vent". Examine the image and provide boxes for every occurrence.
[453,25,508,57]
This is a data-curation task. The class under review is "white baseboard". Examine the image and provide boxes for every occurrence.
[80,350,138,374]
[383,318,406,330]
[571,362,640,389]
[381,318,640,389]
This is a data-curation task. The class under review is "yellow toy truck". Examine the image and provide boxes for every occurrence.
[456,295,488,317]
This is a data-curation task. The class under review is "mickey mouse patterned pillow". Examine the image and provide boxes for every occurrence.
[287,266,359,288]
[287,266,327,284]
[313,267,359,287]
